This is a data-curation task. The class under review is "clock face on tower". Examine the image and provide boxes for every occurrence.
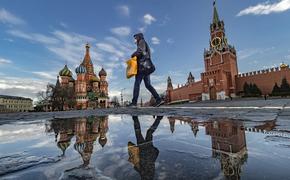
[211,37,221,48]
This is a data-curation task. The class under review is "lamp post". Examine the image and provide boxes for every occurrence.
[120,88,125,107]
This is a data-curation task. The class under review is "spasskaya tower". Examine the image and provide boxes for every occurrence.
[201,0,238,100]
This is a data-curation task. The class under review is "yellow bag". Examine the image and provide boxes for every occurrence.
[126,56,138,79]
[127,142,140,169]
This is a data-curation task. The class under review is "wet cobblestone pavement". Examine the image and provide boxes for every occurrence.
[0,99,290,179]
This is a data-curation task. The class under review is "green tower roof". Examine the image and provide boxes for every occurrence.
[212,1,220,24]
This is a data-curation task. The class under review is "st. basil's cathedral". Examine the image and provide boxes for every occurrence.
[56,43,109,110]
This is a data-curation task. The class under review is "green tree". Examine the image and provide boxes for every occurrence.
[271,83,280,96]
[243,82,250,96]
[65,87,76,109]
[243,82,261,97]
[279,77,290,96]
[111,96,120,107]
[88,91,97,101]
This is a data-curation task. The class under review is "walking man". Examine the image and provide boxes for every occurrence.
[129,33,164,107]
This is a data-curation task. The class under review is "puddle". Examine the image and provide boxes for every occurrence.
[0,115,290,179]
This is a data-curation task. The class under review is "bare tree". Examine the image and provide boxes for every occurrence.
[111,96,120,107]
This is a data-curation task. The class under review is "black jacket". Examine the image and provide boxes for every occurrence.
[131,33,151,60]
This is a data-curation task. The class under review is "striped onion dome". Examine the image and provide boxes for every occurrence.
[57,141,71,154]
[74,142,85,154]
[59,65,72,77]
[75,64,87,74]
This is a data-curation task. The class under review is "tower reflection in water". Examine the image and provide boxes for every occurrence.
[168,117,248,180]
[127,116,163,180]
[47,116,109,167]
[205,119,248,180]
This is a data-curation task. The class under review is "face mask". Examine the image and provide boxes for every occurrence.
[134,39,137,44]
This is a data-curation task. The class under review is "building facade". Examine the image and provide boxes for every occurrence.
[56,43,109,110]
[166,2,290,103]
[0,95,33,112]
[47,116,109,167]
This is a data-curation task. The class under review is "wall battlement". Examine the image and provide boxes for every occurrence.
[201,69,221,77]
[237,67,283,78]
[235,66,290,95]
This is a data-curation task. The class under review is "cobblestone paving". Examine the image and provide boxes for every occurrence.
[0,99,289,132]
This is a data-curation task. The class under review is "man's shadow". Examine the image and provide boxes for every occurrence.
[128,116,163,180]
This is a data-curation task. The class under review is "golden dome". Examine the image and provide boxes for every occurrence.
[280,62,288,68]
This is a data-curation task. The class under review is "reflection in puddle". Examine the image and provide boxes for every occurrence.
[128,116,162,180]
[205,119,247,179]
[0,115,290,179]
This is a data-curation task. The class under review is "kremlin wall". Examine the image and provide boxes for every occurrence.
[165,2,290,104]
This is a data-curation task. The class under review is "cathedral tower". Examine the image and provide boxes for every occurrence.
[75,64,87,109]
[98,68,109,108]
[202,1,238,100]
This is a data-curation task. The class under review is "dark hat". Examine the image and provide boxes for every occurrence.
[133,33,144,39]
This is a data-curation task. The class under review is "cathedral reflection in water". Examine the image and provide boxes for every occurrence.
[46,116,109,167]
[46,116,263,179]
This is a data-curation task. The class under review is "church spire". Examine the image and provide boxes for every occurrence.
[82,43,94,74]
[212,0,220,25]
[85,43,90,54]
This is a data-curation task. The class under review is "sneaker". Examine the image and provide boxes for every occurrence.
[154,100,165,107]
[127,103,137,108]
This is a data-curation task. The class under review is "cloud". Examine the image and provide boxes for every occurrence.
[117,5,130,16]
[0,76,49,101]
[143,14,156,25]
[0,58,12,65]
[48,30,100,64]
[238,47,275,60]
[7,30,59,44]
[237,0,290,16]
[110,26,131,36]
[96,43,125,58]
[151,37,160,45]
[138,14,157,33]
[95,36,135,80]
[60,22,68,28]
[0,8,25,25]
[32,71,57,80]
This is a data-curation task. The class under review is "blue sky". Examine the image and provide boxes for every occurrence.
[0,0,290,102]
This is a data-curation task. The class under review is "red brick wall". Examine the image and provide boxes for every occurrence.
[169,81,203,102]
[236,67,290,95]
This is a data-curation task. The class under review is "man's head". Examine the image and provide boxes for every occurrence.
[133,33,144,43]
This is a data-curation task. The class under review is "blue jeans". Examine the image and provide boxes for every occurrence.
[132,73,160,105]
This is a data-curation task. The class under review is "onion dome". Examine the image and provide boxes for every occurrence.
[57,141,71,155]
[59,65,72,77]
[75,64,87,74]
[280,62,288,69]
[99,136,107,147]
[74,142,85,154]
[91,76,100,82]
[99,68,107,77]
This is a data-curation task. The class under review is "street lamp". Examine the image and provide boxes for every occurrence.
[120,88,125,107]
